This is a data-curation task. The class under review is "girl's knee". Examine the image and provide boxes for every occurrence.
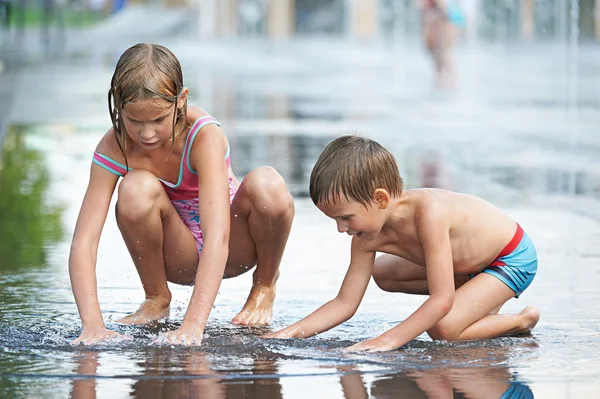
[117,170,162,219]
[244,166,293,217]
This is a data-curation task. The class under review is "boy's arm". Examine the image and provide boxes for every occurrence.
[347,206,455,352]
[264,238,375,339]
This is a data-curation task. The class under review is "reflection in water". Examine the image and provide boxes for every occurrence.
[371,344,535,399]
[0,126,63,271]
[371,367,533,399]
[222,358,283,399]
[70,350,284,399]
[0,127,548,398]
[337,366,369,399]
[229,135,336,197]
[229,132,600,208]
[4,339,538,399]
[0,126,65,398]
[130,351,226,399]
[305,352,534,399]
[71,351,100,399]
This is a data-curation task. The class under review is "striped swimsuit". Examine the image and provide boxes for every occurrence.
[93,116,237,257]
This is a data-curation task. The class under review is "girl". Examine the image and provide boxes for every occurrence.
[69,43,295,346]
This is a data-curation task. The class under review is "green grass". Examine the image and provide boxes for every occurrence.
[8,6,108,28]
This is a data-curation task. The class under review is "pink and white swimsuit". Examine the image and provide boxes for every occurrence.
[93,116,237,256]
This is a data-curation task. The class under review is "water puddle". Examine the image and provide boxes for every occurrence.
[2,123,600,397]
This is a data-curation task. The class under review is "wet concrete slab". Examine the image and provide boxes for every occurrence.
[1,37,600,398]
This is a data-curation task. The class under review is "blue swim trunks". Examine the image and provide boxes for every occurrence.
[500,381,533,399]
[447,1,465,27]
[475,224,538,297]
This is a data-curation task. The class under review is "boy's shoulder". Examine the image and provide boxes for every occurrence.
[403,189,456,232]
[410,188,506,233]
[409,188,453,213]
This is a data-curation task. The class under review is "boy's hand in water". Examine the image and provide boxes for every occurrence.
[263,328,295,339]
[71,327,128,345]
[344,336,397,353]
[159,326,204,346]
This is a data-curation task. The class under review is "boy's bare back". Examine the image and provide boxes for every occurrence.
[363,188,518,275]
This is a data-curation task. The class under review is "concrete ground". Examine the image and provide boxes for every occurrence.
[1,5,600,399]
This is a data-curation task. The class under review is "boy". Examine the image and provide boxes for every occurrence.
[264,135,539,352]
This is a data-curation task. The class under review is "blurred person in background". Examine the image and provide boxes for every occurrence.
[417,0,465,90]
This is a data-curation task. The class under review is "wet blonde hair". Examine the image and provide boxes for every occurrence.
[310,135,403,207]
[108,43,188,166]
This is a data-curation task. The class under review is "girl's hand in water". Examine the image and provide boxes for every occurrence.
[158,327,204,346]
[71,326,128,345]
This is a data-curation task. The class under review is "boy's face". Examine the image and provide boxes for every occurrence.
[317,195,387,241]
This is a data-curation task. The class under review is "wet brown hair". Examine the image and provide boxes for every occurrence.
[309,135,403,207]
[108,43,188,167]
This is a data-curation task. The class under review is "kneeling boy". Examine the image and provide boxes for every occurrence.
[265,135,539,352]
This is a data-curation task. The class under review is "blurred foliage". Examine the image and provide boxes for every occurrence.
[10,5,107,28]
[0,126,64,271]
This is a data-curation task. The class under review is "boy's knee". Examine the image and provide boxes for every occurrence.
[428,321,461,341]
[117,171,162,219]
[373,260,401,292]
[372,266,394,292]
[244,166,293,217]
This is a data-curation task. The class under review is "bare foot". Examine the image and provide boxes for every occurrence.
[116,297,170,325]
[518,306,540,334]
[232,284,276,326]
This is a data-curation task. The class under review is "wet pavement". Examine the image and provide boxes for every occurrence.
[1,30,600,398]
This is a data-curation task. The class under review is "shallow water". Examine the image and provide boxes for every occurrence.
[2,39,600,398]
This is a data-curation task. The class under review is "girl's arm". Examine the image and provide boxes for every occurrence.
[175,124,231,339]
[264,238,375,339]
[69,153,120,343]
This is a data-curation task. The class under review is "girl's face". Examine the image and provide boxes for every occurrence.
[121,99,177,150]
